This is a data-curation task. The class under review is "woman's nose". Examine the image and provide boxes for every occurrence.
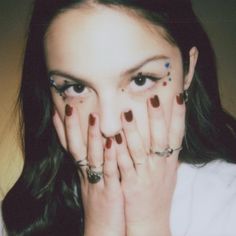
[99,98,122,138]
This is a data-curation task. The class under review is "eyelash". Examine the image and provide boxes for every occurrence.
[131,72,161,87]
[51,72,161,98]
[52,82,87,97]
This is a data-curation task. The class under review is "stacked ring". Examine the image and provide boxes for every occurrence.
[152,146,182,158]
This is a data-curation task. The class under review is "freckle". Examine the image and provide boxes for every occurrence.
[163,81,167,86]
[121,89,125,92]
[167,71,171,76]
[80,101,83,104]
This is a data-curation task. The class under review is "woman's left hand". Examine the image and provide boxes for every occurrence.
[115,93,186,236]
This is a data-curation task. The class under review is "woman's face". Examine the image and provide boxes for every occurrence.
[44,5,195,151]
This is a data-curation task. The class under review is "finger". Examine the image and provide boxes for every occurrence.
[87,113,104,186]
[64,104,87,160]
[121,110,147,171]
[168,93,186,160]
[114,132,136,182]
[64,104,87,179]
[52,108,67,150]
[166,93,186,178]
[147,95,168,155]
[103,138,120,188]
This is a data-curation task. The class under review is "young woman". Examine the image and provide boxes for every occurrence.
[2,0,236,235]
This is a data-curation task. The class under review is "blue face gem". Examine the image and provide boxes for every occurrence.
[165,62,170,68]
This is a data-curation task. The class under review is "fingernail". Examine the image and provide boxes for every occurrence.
[150,95,160,108]
[176,93,184,105]
[89,114,96,126]
[124,110,133,122]
[115,133,122,144]
[106,138,112,149]
[65,104,73,116]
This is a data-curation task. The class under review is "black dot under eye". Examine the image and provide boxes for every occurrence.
[73,84,85,93]
[134,75,146,86]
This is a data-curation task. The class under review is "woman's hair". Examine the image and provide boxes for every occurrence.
[3,0,236,235]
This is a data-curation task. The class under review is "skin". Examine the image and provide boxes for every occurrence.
[44,4,198,236]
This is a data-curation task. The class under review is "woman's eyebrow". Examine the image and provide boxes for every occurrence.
[48,54,170,84]
[48,70,93,87]
[121,54,170,76]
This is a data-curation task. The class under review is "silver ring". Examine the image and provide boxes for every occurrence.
[88,162,104,169]
[87,167,103,184]
[75,157,88,168]
[153,146,182,158]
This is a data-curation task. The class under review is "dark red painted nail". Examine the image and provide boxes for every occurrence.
[89,114,96,126]
[150,95,160,108]
[115,133,122,144]
[124,110,133,122]
[65,104,73,116]
[176,93,184,105]
[106,138,112,149]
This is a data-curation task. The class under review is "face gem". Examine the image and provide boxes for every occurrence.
[49,78,56,87]
[165,62,170,68]
[168,78,172,82]
[163,81,167,86]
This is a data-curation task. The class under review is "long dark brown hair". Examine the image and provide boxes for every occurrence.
[3,0,236,235]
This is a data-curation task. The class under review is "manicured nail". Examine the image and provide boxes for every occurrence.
[124,110,133,122]
[89,114,96,126]
[106,138,112,149]
[65,104,73,116]
[115,133,122,144]
[150,95,160,108]
[176,93,184,105]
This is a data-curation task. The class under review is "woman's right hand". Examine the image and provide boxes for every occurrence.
[53,104,125,236]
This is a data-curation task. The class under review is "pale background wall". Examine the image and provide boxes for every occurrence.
[0,1,236,198]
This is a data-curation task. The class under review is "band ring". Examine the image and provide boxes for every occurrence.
[153,146,182,158]
[75,157,88,169]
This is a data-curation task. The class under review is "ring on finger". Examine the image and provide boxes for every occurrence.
[87,166,103,184]
[75,157,88,169]
[88,162,104,170]
[152,146,182,158]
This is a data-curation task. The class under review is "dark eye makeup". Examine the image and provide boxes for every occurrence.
[49,78,86,97]
[131,72,161,86]
[49,71,162,98]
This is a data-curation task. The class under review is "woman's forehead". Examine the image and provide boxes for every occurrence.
[44,5,180,79]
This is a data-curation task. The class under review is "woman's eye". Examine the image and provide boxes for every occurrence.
[129,72,160,92]
[56,83,89,98]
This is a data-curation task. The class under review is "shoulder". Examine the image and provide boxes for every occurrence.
[191,159,236,189]
[0,201,7,236]
[171,160,236,236]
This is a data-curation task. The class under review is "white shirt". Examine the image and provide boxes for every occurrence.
[171,160,236,236]
[1,160,236,236]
